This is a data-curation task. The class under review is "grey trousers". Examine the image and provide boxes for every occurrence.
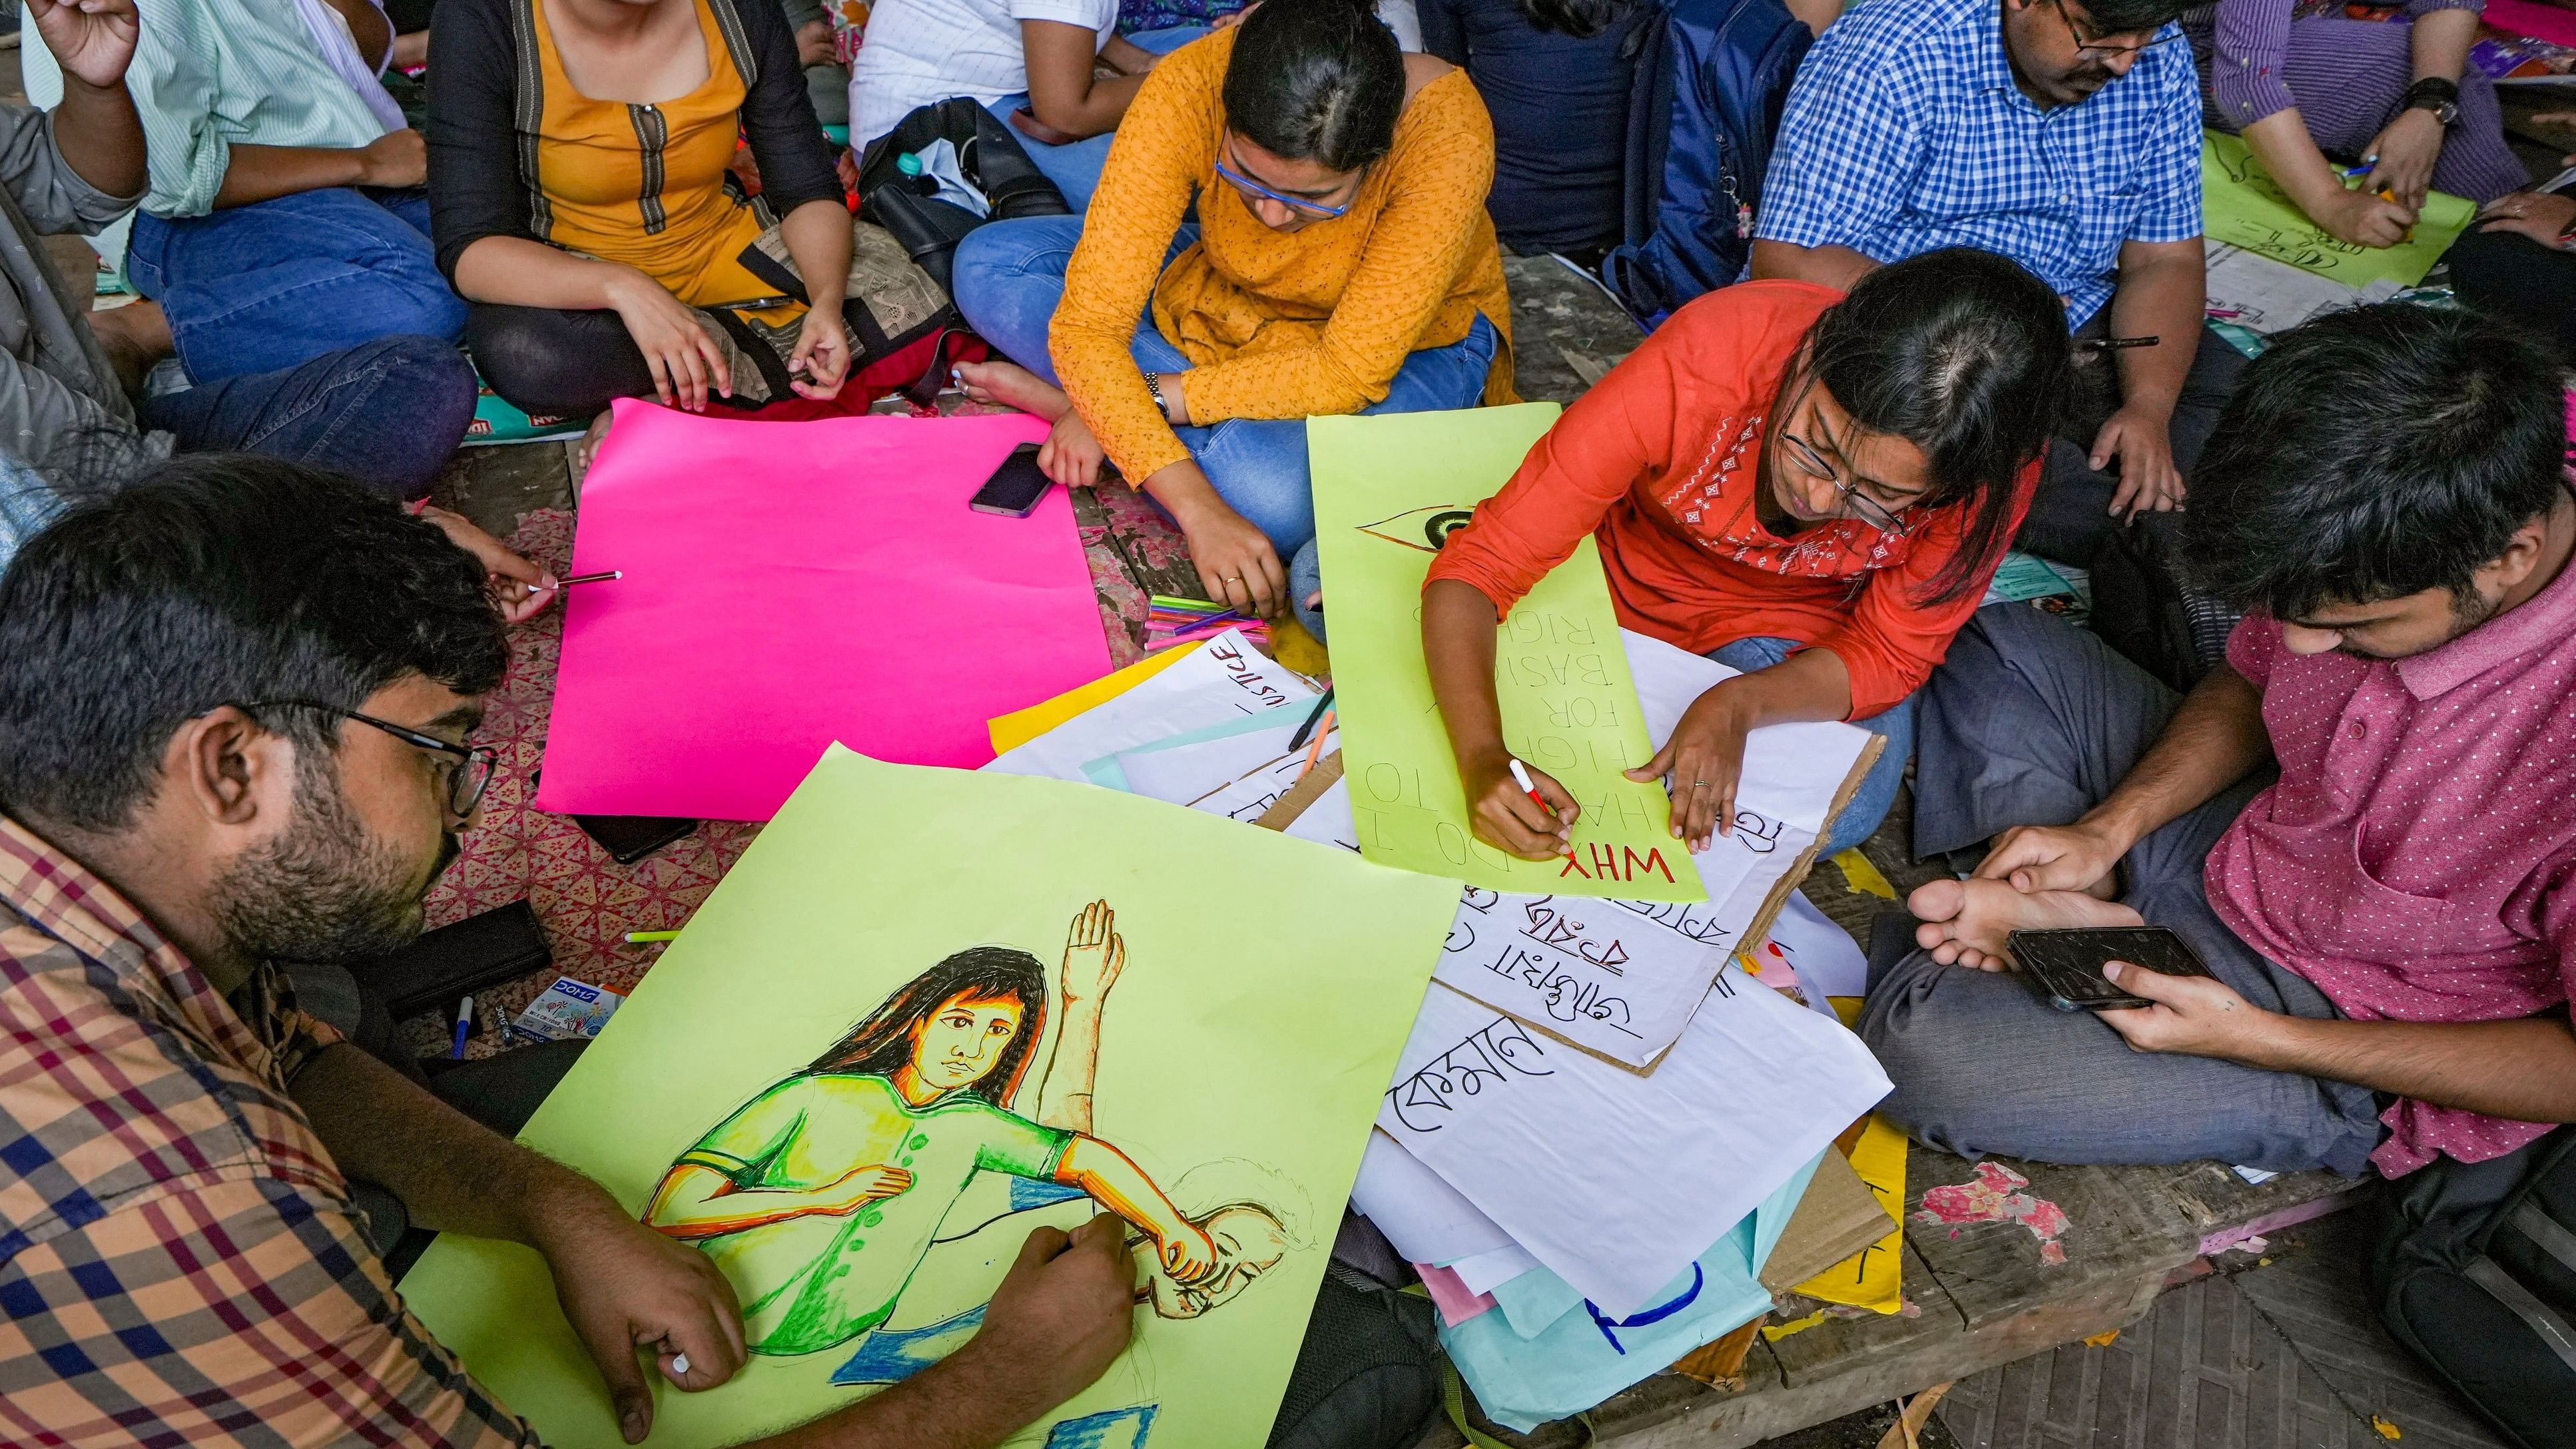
[1856,605,2382,1175]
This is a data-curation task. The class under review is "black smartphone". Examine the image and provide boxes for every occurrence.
[2008,926,2216,1012]
[573,812,697,864]
[970,441,1052,517]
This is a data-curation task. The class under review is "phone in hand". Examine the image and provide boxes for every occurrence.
[2008,926,2215,1012]
[970,441,1052,517]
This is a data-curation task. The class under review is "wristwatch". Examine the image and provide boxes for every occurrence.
[2403,77,2461,127]
[1141,369,1167,418]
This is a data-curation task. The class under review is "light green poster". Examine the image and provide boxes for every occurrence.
[1309,404,1701,904]
[401,747,1456,1448]
[2201,131,2473,290]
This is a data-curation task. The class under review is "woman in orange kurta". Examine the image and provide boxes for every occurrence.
[947,0,1514,629]
[1424,249,2071,862]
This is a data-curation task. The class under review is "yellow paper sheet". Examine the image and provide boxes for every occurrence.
[988,641,1199,753]
[400,748,1458,1448]
[2201,131,2473,290]
[1307,406,1698,902]
[1790,1114,1907,1314]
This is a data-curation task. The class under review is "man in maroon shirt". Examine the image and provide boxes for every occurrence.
[1862,304,2576,1179]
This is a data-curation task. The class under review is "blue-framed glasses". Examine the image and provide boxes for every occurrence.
[1213,153,1354,220]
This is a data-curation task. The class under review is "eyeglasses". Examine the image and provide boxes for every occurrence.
[1213,151,1354,220]
[239,699,499,820]
[1777,430,1915,538]
[2045,0,2185,60]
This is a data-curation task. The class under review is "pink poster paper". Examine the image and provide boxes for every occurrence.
[2485,0,2576,47]
[535,400,1112,820]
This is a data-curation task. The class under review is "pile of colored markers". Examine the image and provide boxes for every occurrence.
[1144,595,1271,653]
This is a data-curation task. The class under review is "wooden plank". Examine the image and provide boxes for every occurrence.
[1604,1262,2171,1448]
[1903,1147,2203,1330]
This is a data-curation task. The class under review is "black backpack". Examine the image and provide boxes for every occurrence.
[855,99,1071,295]
[2373,1127,2576,1449]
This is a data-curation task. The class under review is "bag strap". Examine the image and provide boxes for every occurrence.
[2465,1255,2576,1374]
[2509,1201,2576,1277]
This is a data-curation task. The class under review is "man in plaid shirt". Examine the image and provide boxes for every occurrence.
[1755,0,2243,570]
[0,457,1137,1447]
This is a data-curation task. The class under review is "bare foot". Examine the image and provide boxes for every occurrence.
[577,409,615,474]
[86,300,174,395]
[1909,876,2142,972]
[954,359,1072,423]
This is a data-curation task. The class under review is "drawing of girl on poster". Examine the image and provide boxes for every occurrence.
[642,902,1222,1358]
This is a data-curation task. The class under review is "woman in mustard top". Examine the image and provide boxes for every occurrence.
[948,0,1514,632]
[430,0,952,434]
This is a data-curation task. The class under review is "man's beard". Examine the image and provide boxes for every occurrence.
[211,752,458,966]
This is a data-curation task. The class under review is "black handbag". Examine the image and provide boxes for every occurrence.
[2372,1126,2576,1449]
[855,99,1071,294]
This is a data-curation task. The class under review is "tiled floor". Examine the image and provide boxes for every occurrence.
[1936,1211,2508,1449]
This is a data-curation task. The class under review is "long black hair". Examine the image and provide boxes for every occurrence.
[1784,247,2071,603]
[805,947,1049,1108]
[1222,0,1405,172]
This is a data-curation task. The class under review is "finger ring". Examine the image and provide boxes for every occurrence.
[1690,779,1711,788]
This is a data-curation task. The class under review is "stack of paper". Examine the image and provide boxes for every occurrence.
[986,623,1897,1427]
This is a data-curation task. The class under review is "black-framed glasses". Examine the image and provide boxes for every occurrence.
[239,699,499,819]
[1777,430,1916,538]
[2046,0,2185,60]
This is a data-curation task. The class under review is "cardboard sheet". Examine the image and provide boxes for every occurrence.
[537,403,1112,820]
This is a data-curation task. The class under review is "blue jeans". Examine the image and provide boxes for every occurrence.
[1708,635,1912,858]
[127,188,468,385]
[952,213,1502,557]
[985,26,1206,211]
[141,335,480,501]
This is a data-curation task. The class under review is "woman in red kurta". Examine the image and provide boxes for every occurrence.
[1423,248,2071,860]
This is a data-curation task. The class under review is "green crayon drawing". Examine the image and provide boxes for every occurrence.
[641,901,1269,1358]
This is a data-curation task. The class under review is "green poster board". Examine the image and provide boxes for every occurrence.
[1309,405,1702,904]
[402,748,1456,1448]
[2201,131,2473,290]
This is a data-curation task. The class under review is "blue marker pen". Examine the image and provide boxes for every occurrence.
[451,994,474,1058]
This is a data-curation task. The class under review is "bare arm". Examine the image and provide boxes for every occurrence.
[1979,662,2273,894]
[779,197,850,316]
[2252,1014,2576,1121]
[1022,19,1147,139]
[2101,964,2576,1125]
[216,132,422,208]
[25,0,145,198]
[1425,577,1574,860]
[743,1215,1137,1449]
[1099,33,1162,74]
[289,1043,751,1438]
[1748,238,1879,292]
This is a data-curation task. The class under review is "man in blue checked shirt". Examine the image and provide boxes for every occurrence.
[1755,0,2241,573]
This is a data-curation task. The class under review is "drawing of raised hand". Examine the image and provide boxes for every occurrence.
[1156,1221,1220,1285]
[1060,898,1126,1005]
[821,1163,914,1214]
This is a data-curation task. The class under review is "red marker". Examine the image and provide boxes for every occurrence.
[1506,757,1551,816]
[1508,758,1574,857]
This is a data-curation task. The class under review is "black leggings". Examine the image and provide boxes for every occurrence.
[466,302,664,421]
[2445,228,2576,366]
